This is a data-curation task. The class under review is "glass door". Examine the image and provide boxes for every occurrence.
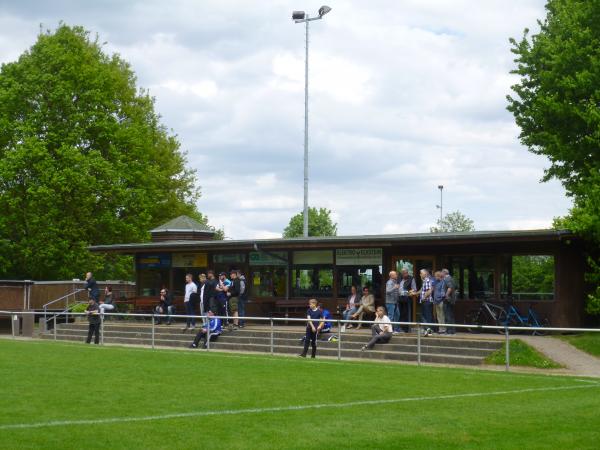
[391,256,436,321]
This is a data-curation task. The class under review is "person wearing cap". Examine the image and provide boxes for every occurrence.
[215,272,231,326]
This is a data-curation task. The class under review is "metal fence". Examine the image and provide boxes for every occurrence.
[1,309,599,373]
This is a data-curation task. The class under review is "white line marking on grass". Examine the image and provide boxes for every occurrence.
[1,384,598,430]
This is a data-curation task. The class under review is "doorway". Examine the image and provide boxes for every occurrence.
[391,255,436,322]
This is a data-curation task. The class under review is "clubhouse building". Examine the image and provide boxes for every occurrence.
[90,216,588,327]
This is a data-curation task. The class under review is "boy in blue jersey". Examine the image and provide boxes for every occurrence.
[189,311,222,349]
[319,304,333,333]
[299,299,324,358]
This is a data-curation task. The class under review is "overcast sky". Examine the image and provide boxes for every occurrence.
[0,0,571,238]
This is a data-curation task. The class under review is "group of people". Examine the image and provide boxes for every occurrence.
[384,268,457,337]
[83,272,115,345]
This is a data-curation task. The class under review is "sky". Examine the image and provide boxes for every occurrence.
[0,0,572,239]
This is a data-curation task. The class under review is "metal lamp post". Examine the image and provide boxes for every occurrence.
[292,6,332,237]
[436,185,444,223]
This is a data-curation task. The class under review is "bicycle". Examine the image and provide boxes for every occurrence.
[498,300,550,336]
[464,299,507,333]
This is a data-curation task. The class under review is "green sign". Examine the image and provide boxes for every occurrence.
[213,253,246,264]
[249,251,288,266]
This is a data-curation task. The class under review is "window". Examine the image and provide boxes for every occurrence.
[441,255,496,300]
[138,269,170,297]
[502,255,555,301]
[292,267,334,297]
[250,266,287,298]
[337,266,382,298]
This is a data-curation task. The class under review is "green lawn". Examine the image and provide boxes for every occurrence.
[559,333,600,357]
[485,339,563,369]
[1,339,599,450]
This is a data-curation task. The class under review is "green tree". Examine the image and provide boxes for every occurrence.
[0,24,216,280]
[283,207,338,238]
[430,211,475,233]
[507,0,600,314]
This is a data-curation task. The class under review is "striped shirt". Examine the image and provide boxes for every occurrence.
[420,276,433,303]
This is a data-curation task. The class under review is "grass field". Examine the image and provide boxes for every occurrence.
[484,339,562,368]
[559,333,600,357]
[1,339,599,449]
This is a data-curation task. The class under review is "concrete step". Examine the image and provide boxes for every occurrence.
[55,323,502,350]
[40,333,484,366]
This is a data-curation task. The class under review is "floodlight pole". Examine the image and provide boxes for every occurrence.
[437,185,444,223]
[294,9,330,237]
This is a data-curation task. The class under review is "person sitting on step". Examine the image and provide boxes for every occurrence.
[361,306,393,351]
[189,311,222,349]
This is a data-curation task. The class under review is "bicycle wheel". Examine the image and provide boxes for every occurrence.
[532,318,550,336]
[495,309,508,334]
[464,309,483,333]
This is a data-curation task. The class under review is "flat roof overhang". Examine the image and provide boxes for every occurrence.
[88,229,576,254]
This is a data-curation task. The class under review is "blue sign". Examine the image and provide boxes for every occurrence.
[137,253,171,269]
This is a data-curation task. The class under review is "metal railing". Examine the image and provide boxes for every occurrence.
[2,309,599,373]
[42,289,86,322]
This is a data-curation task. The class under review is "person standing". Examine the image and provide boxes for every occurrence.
[84,272,99,302]
[227,270,241,328]
[198,273,207,316]
[432,271,447,334]
[205,271,218,314]
[398,269,416,333]
[385,271,400,333]
[442,268,457,335]
[85,298,101,344]
[237,271,247,328]
[413,269,434,336]
[361,306,393,351]
[299,299,324,358]
[215,272,231,326]
[182,274,198,331]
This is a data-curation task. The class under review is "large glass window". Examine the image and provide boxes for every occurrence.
[441,255,496,300]
[138,269,169,297]
[502,255,555,301]
[292,267,334,297]
[337,266,382,298]
[250,266,287,297]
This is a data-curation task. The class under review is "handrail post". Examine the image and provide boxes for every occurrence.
[270,318,274,355]
[337,319,341,360]
[11,313,15,339]
[417,322,421,366]
[100,312,105,346]
[151,314,155,349]
[206,318,211,351]
[505,325,510,372]
[53,315,57,340]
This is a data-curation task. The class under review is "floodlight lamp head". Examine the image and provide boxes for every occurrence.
[292,11,306,20]
[318,5,332,17]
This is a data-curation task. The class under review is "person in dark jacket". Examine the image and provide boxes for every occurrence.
[228,270,241,328]
[85,272,99,302]
[205,271,218,315]
[155,288,175,325]
[85,298,101,344]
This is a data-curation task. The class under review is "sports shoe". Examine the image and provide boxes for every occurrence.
[341,325,346,333]
[298,353,307,358]
[426,328,433,336]
[361,345,368,352]
[189,343,197,348]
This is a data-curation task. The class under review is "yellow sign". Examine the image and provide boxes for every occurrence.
[172,253,208,268]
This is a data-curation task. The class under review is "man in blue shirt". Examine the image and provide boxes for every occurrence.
[189,311,222,349]
[299,299,323,358]
[432,271,447,334]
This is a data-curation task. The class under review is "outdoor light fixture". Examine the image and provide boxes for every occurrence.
[318,5,332,17]
[291,6,332,237]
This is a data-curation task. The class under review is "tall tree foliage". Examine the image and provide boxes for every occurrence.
[430,211,475,233]
[283,207,338,238]
[0,24,213,280]
[507,0,600,314]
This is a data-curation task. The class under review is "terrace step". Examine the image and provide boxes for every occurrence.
[40,323,502,366]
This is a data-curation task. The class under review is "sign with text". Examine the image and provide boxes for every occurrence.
[213,253,246,264]
[172,253,208,268]
[137,253,171,269]
[249,251,288,266]
[335,248,382,266]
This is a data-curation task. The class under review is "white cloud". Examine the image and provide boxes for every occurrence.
[0,0,572,240]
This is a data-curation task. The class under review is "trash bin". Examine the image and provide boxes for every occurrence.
[22,313,34,337]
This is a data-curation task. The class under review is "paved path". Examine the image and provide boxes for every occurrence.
[519,335,600,378]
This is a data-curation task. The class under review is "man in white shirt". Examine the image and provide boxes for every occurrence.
[362,306,393,351]
[183,274,198,331]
